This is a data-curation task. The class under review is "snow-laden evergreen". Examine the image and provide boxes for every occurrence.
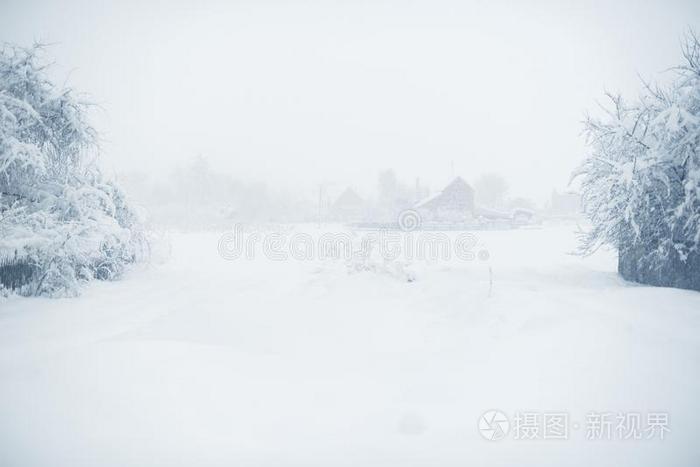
[0,44,146,296]
[574,33,700,276]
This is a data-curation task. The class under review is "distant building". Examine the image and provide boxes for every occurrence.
[331,188,366,222]
[414,177,475,222]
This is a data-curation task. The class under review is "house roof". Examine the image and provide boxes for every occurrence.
[443,176,474,193]
[414,177,473,209]
[333,188,364,208]
[414,190,442,209]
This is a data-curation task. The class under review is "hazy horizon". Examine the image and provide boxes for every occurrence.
[2,0,699,204]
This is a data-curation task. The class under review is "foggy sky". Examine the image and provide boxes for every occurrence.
[2,0,699,203]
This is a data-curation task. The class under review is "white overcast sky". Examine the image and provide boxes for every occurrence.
[2,0,699,202]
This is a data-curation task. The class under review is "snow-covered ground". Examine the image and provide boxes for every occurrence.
[1,225,699,467]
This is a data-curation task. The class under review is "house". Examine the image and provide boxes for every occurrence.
[414,177,475,222]
[331,188,366,222]
[412,176,540,227]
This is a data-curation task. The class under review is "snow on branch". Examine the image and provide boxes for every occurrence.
[0,43,146,296]
[574,32,700,263]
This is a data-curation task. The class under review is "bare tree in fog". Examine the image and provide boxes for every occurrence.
[474,173,509,209]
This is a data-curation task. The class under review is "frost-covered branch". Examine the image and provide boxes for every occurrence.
[0,43,146,296]
[574,32,700,264]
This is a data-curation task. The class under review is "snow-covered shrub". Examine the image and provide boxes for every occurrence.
[0,44,146,296]
[345,234,416,282]
[574,33,700,290]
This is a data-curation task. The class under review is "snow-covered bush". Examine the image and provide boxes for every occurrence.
[0,44,146,296]
[574,33,700,290]
[345,234,416,282]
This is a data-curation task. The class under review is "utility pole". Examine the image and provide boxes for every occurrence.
[317,184,323,228]
[316,181,335,228]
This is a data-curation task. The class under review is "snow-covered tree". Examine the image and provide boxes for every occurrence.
[0,44,146,296]
[574,32,700,289]
[474,173,508,208]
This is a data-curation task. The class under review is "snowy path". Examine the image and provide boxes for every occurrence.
[1,226,699,466]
